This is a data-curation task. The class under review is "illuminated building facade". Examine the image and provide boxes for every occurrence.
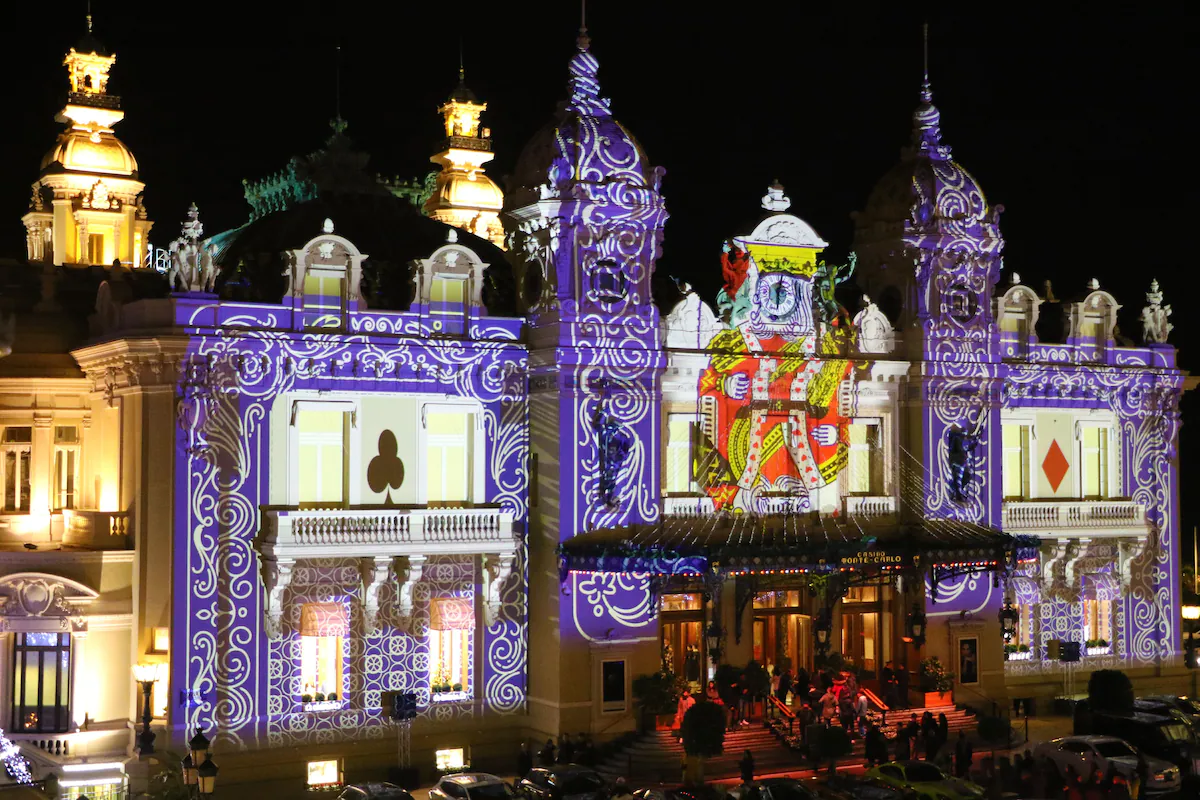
[0,17,1190,798]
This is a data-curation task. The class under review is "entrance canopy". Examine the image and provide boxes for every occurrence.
[559,512,1037,579]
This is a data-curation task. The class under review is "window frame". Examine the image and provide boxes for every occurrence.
[844,417,884,497]
[1001,422,1031,501]
[1083,598,1112,645]
[664,413,702,496]
[1075,416,1118,500]
[53,425,81,511]
[429,596,475,700]
[302,267,347,330]
[1,426,33,513]
[1000,413,1038,500]
[429,274,469,335]
[287,398,361,508]
[419,401,483,505]
[10,632,72,734]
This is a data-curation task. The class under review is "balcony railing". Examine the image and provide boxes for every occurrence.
[61,509,132,549]
[842,495,897,519]
[260,505,515,559]
[1002,500,1147,534]
[662,496,715,517]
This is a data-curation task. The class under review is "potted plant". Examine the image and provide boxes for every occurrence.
[918,657,954,706]
[632,671,685,731]
[301,693,313,704]
[680,700,725,787]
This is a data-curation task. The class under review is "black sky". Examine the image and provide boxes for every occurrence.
[3,2,1198,550]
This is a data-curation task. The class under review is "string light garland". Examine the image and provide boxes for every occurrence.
[0,728,33,785]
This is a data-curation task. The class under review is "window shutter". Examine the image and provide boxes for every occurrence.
[300,602,349,637]
[430,597,474,630]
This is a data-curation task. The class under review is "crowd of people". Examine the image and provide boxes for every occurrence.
[517,733,600,774]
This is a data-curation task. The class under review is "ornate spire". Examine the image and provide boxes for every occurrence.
[566,0,610,117]
[761,180,791,212]
[911,24,950,161]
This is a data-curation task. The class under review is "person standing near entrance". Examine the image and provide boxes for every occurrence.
[954,731,972,778]
[777,667,792,705]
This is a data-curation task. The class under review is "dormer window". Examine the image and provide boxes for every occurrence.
[303,269,345,330]
[430,275,468,335]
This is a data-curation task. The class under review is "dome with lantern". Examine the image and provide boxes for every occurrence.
[41,129,139,177]
[507,26,658,209]
[854,74,1002,257]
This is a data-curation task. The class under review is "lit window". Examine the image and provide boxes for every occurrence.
[430,597,473,697]
[2,426,32,512]
[1002,423,1030,500]
[1081,427,1110,499]
[11,632,71,733]
[1017,604,1035,650]
[300,603,347,702]
[431,276,467,335]
[426,411,472,503]
[1084,599,1112,645]
[306,759,342,788]
[435,748,466,771]
[54,425,80,511]
[843,585,878,603]
[665,415,700,494]
[846,421,881,495]
[87,233,104,264]
[303,271,344,329]
[661,594,702,612]
[151,627,170,654]
[297,410,347,507]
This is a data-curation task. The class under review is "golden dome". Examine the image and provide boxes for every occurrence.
[41,129,138,177]
[427,171,503,213]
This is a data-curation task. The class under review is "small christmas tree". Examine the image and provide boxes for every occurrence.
[0,729,33,784]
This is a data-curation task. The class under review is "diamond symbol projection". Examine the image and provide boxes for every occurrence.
[1042,439,1070,492]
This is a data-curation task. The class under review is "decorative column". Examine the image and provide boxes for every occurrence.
[31,412,53,518]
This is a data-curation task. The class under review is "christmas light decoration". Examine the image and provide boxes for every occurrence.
[0,728,33,785]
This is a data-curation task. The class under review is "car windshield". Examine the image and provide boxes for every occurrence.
[1158,724,1191,743]
[765,785,812,800]
[905,764,944,783]
[469,785,512,800]
[561,774,604,795]
[1094,741,1137,759]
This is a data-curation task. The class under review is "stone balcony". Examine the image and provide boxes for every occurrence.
[1002,499,1148,537]
[256,505,518,636]
[61,510,133,549]
[660,495,896,521]
[258,504,515,560]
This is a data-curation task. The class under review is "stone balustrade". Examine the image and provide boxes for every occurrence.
[661,496,715,517]
[61,509,133,549]
[260,505,515,559]
[842,495,897,518]
[1002,500,1147,534]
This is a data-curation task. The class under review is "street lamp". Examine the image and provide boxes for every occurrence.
[131,662,159,754]
[1183,601,1200,698]
[706,621,722,665]
[814,607,832,657]
[184,728,219,799]
[999,599,1020,645]
[907,604,927,648]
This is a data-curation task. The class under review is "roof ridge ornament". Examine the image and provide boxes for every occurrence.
[761,180,791,212]
[911,23,951,162]
[1141,278,1173,345]
[565,0,611,117]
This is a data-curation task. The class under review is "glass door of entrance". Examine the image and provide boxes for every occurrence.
[661,593,705,687]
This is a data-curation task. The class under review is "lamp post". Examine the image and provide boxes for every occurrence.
[1183,601,1200,700]
[131,663,159,754]
[182,727,219,799]
[999,599,1020,653]
[907,603,927,648]
[814,607,832,659]
[706,621,723,667]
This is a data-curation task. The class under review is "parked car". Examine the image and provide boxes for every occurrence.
[431,774,515,800]
[337,783,415,800]
[1137,695,1200,724]
[1134,699,1200,734]
[1033,735,1181,795]
[727,779,821,800]
[517,766,606,800]
[807,774,914,800]
[634,788,728,800]
[1085,711,1200,778]
[864,761,983,800]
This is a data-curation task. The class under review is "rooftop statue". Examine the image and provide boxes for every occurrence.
[1140,279,1172,345]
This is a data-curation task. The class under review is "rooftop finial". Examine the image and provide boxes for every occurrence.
[577,0,590,51]
[86,0,92,33]
[458,38,465,83]
[920,22,932,103]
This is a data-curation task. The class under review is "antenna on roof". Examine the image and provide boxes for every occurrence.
[458,38,465,83]
[87,0,92,33]
[335,43,342,122]
[577,0,590,50]
[922,22,929,79]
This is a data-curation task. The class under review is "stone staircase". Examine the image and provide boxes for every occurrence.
[595,705,980,785]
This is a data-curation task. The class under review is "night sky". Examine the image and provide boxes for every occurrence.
[3,3,1197,554]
